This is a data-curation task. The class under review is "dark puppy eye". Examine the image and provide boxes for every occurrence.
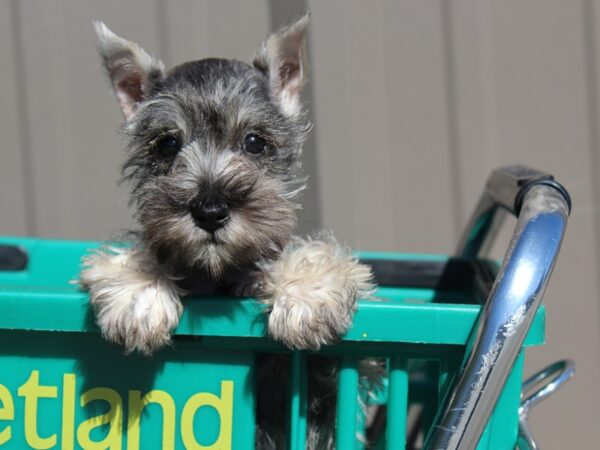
[155,135,181,157]
[243,134,268,155]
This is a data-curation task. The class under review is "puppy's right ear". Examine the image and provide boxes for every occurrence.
[93,22,164,120]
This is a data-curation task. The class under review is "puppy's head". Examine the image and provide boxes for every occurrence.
[94,16,310,277]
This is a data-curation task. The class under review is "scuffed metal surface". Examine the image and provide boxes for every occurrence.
[425,172,569,450]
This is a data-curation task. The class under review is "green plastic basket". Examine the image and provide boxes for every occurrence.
[0,237,544,450]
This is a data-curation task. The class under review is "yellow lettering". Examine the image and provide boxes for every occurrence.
[128,390,175,450]
[17,370,57,449]
[77,387,123,450]
[181,381,233,450]
[0,384,14,445]
[62,373,76,450]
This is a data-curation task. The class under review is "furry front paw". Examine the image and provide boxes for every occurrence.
[81,247,183,356]
[261,236,374,350]
[94,282,182,356]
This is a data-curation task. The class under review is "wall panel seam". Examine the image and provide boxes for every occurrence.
[581,0,600,350]
[9,0,35,235]
[441,0,463,240]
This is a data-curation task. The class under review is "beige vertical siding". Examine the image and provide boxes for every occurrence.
[0,1,29,235]
[161,1,270,67]
[0,0,597,447]
[310,1,600,448]
[310,1,460,253]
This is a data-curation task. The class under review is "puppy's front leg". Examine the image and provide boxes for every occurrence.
[80,245,182,355]
[260,236,374,350]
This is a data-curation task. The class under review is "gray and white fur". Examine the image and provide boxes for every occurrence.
[80,15,375,449]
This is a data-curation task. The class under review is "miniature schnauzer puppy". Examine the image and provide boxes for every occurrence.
[81,15,375,449]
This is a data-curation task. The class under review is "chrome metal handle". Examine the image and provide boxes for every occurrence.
[424,166,571,450]
[456,165,571,259]
[517,360,575,450]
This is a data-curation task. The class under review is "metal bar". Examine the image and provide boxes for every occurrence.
[517,360,575,450]
[288,351,307,450]
[424,166,570,450]
[386,356,408,449]
[336,355,360,449]
[516,421,538,450]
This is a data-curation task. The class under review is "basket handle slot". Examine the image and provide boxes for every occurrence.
[0,245,28,271]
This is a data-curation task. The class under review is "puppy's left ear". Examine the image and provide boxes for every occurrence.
[93,22,164,120]
[254,14,309,117]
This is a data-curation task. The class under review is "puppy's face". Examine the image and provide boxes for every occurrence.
[95,18,310,277]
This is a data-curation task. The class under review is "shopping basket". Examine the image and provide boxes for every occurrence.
[0,166,573,449]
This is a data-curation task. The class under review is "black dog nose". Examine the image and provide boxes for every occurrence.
[190,198,230,233]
